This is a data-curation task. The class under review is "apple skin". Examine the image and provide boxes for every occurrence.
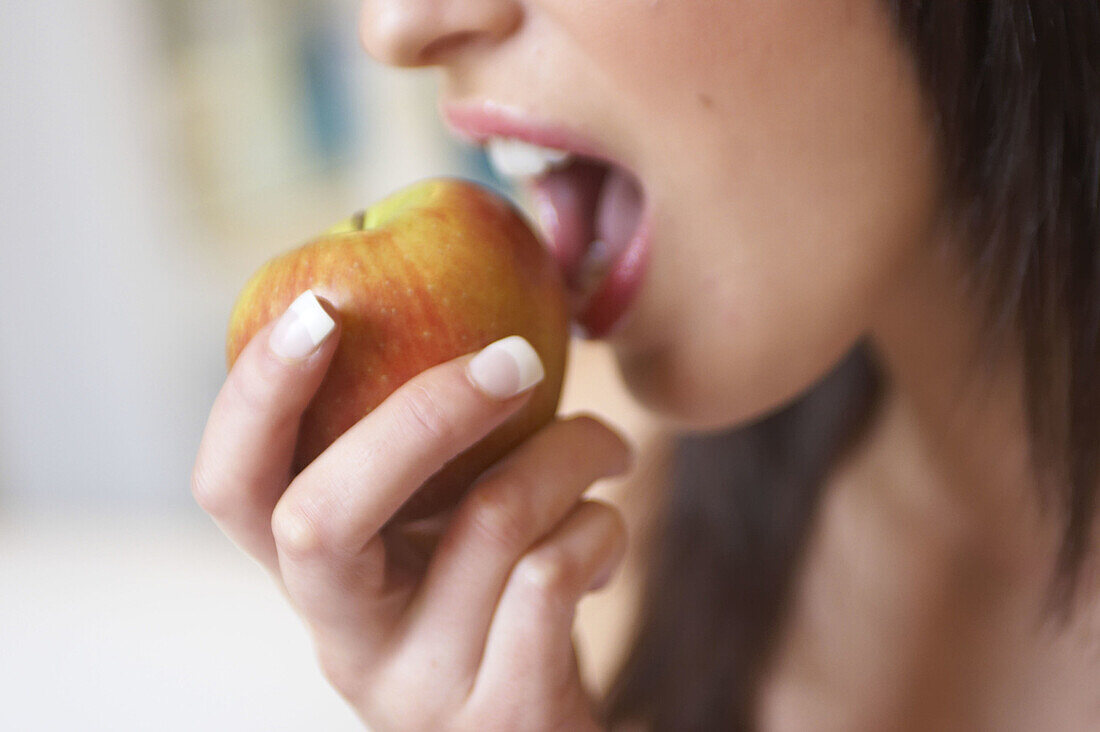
[227,178,570,520]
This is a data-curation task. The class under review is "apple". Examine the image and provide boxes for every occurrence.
[227,178,570,519]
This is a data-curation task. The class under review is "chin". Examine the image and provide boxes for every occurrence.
[614,350,755,433]
[615,342,856,435]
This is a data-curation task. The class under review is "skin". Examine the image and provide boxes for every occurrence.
[194,313,630,731]
[362,0,939,428]
[193,0,1100,730]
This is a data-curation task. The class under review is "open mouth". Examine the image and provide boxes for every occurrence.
[484,137,649,338]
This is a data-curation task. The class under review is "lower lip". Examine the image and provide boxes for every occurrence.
[572,214,651,339]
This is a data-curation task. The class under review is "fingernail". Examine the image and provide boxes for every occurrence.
[466,336,545,399]
[268,290,336,362]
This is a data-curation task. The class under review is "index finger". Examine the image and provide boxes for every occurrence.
[192,290,339,569]
[271,336,546,561]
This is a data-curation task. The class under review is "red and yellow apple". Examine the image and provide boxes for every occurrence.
[227,178,569,519]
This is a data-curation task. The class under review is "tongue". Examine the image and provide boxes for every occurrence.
[594,166,643,260]
[570,166,644,301]
[531,161,644,301]
[531,162,607,288]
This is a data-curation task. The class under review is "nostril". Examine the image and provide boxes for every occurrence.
[419,30,481,64]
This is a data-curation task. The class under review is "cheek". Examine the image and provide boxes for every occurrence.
[618,247,880,430]
[618,252,876,430]
[607,3,939,428]
[621,119,937,430]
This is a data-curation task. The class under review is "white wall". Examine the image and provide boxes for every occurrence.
[0,4,459,728]
[1,1,216,508]
[0,0,471,510]
[0,7,642,729]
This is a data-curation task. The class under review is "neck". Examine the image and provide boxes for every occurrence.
[868,236,1060,573]
[761,233,1098,731]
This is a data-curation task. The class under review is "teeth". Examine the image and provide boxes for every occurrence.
[486,137,573,180]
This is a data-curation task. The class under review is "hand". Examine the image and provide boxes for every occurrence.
[192,291,631,731]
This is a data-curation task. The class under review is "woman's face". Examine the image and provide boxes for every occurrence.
[360,0,940,429]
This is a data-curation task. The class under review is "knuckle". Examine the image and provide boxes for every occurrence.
[564,414,632,472]
[315,647,367,700]
[270,500,327,560]
[463,477,538,553]
[397,382,457,447]
[189,460,226,517]
[515,549,580,608]
[225,357,279,417]
[588,499,628,541]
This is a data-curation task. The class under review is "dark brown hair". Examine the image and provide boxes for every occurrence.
[602,3,1100,730]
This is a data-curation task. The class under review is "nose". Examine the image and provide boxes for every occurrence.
[360,0,522,68]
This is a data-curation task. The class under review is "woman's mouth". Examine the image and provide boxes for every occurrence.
[443,107,650,339]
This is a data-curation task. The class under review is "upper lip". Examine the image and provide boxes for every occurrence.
[441,100,627,173]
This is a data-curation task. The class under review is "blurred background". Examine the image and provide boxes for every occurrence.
[0,1,650,729]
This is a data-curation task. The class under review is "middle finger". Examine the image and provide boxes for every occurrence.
[270,336,544,629]
[397,414,632,680]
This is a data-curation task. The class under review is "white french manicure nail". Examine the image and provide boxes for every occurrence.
[467,336,545,399]
[268,290,336,362]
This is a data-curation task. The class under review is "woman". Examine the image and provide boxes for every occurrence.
[193,2,1100,729]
